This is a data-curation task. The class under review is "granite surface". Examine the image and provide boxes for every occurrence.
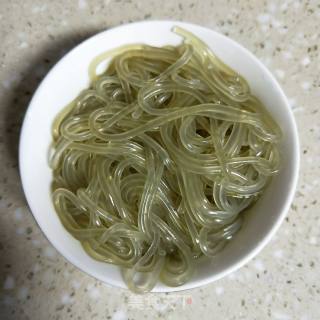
[0,0,319,319]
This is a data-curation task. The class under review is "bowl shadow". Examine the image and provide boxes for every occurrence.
[4,28,105,165]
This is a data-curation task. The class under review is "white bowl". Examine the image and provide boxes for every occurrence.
[19,21,299,292]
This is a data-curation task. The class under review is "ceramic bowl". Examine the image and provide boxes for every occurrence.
[19,20,300,292]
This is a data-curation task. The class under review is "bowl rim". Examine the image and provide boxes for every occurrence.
[19,20,300,292]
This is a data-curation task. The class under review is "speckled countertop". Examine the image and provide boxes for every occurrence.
[0,0,319,319]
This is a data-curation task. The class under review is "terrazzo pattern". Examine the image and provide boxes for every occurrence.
[0,0,319,319]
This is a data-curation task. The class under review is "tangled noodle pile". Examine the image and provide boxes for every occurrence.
[50,27,281,292]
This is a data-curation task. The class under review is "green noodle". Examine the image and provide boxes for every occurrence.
[50,26,281,293]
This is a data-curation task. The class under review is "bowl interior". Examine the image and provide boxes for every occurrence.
[19,21,299,292]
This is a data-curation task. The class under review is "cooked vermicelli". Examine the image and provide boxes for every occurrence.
[50,26,281,292]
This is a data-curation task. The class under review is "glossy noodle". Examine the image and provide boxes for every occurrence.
[50,26,281,293]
